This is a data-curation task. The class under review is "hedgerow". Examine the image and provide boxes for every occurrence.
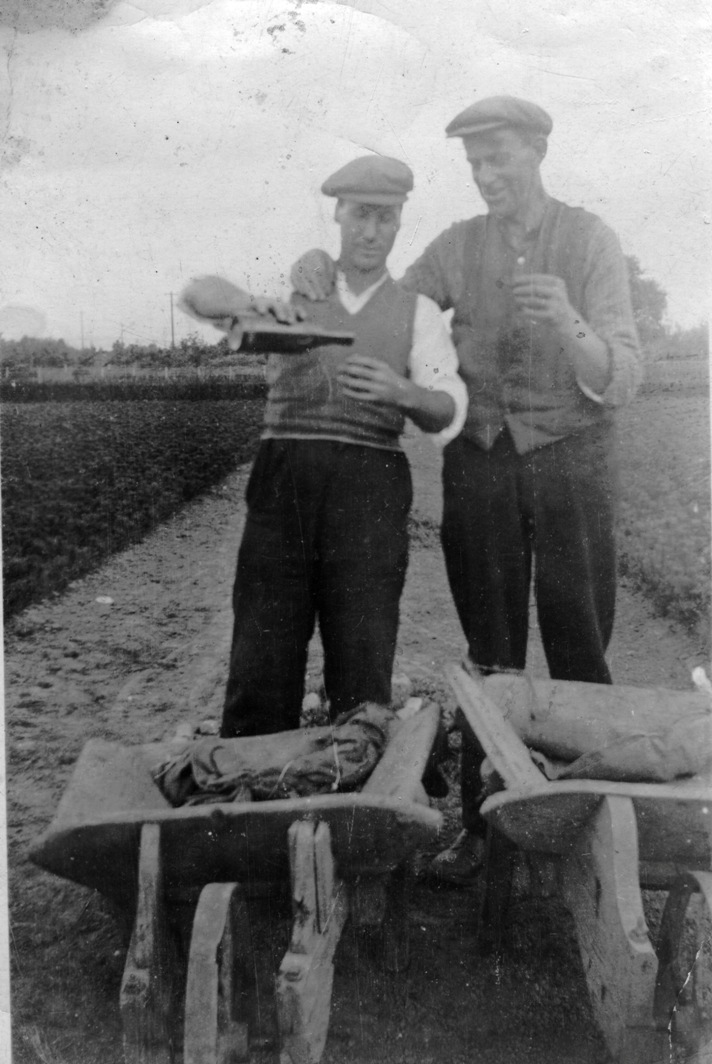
[616,392,710,640]
[1,398,263,617]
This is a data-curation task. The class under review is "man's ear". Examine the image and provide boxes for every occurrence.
[532,135,548,162]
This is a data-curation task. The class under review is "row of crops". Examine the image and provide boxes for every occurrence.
[1,380,265,617]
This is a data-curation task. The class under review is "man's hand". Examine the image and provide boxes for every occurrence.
[178,275,253,324]
[251,296,306,325]
[509,272,574,330]
[511,272,612,394]
[178,276,306,328]
[337,355,412,408]
[338,354,456,433]
[290,249,337,301]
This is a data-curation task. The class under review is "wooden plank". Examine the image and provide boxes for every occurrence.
[483,673,711,762]
[445,663,544,790]
[37,740,170,909]
[560,795,666,1063]
[120,824,175,1064]
[277,821,349,1064]
[287,821,319,953]
[50,739,171,826]
[184,882,251,1064]
[30,786,442,902]
[362,703,440,803]
[313,822,336,937]
[481,778,712,865]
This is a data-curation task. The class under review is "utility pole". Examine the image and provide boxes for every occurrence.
[80,312,84,352]
[170,292,175,350]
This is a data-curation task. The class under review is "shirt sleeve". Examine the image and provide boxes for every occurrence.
[408,294,469,447]
[399,222,469,311]
[576,378,605,404]
[578,221,642,407]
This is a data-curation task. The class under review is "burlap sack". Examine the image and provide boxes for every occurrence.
[154,702,394,806]
[552,714,712,782]
[481,673,712,784]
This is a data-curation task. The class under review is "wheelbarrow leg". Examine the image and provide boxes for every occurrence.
[560,794,667,1064]
[349,864,413,974]
[276,820,349,1064]
[654,870,712,1058]
[382,862,413,973]
[477,825,517,955]
[120,823,176,1064]
[183,882,252,1064]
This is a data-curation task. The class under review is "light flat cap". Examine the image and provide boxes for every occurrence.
[446,95,553,139]
[321,155,414,205]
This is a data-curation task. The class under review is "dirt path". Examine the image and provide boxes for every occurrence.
[5,431,709,1064]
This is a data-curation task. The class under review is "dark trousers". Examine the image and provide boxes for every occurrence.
[441,425,617,830]
[221,438,412,738]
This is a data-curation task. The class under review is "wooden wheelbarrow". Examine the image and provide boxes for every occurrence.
[30,702,443,1064]
[447,663,712,1064]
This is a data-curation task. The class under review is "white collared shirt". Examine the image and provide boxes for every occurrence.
[335,271,468,446]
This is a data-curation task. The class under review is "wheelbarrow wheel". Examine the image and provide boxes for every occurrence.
[655,871,712,1058]
[184,882,252,1064]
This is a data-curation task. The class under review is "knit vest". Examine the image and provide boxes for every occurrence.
[452,199,611,452]
[262,277,417,450]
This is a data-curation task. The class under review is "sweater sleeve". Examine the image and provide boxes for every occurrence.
[399,222,470,311]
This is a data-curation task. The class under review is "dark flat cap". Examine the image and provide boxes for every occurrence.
[321,155,414,205]
[445,95,553,139]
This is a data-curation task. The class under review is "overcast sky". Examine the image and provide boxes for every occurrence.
[0,0,710,349]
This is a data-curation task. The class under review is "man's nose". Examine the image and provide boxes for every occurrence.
[473,162,495,187]
[361,215,378,239]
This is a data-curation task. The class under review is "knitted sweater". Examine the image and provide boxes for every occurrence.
[263,276,417,450]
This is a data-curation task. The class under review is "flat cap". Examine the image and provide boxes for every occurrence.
[321,155,414,205]
[445,95,553,139]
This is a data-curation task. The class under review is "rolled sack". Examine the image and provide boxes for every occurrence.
[482,673,712,782]
[154,703,397,805]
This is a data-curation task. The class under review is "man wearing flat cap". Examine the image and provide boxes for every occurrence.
[291,97,641,883]
[218,155,467,742]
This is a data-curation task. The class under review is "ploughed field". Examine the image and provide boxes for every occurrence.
[2,372,709,644]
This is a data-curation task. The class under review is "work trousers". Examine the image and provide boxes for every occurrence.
[441,424,617,830]
[221,438,412,738]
